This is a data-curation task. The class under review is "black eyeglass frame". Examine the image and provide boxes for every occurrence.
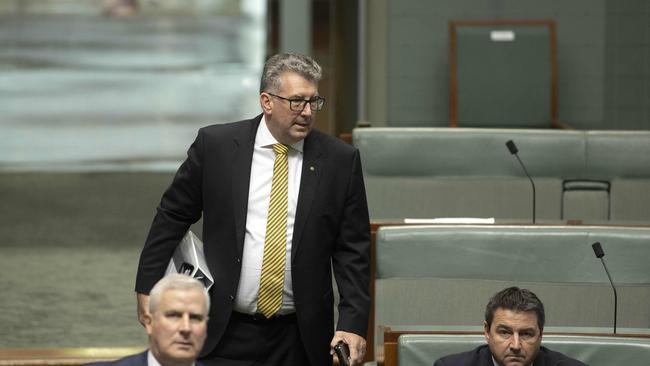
[266,92,326,112]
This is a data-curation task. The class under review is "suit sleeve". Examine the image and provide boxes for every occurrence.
[135,130,205,294]
[332,148,371,338]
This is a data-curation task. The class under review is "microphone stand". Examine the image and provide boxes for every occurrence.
[599,255,618,334]
[512,153,536,224]
[506,140,536,224]
[592,242,618,334]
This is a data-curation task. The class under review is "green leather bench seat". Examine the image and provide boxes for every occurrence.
[354,128,650,223]
[398,334,650,366]
[376,225,650,283]
[372,225,650,359]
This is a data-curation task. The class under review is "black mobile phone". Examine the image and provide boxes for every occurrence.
[334,341,350,366]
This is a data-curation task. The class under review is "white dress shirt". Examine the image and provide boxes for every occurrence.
[233,117,303,315]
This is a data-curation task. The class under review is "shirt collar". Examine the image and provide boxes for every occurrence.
[258,116,304,153]
[148,350,195,366]
[491,355,500,366]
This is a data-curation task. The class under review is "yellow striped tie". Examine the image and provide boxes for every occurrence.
[257,143,289,318]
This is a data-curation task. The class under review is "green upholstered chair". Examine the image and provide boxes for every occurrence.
[449,20,559,128]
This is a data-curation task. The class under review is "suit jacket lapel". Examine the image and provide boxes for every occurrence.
[292,131,323,262]
[231,115,261,257]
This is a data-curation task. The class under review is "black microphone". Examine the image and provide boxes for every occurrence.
[506,140,536,223]
[591,241,617,334]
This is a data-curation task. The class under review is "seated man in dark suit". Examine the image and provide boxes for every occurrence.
[88,274,209,366]
[434,287,587,366]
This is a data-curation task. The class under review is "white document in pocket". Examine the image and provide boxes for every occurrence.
[165,231,214,290]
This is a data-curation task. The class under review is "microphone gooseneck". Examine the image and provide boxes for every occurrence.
[591,242,617,334]
[505,140,536,223]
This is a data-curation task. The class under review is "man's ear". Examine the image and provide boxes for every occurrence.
[144,313,154,336]
[260,93,272,114]
[483,321,490,341]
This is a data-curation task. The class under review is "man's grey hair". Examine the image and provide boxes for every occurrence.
[149,274,210,314]
[260,52,322,93]
[485,286,545,332]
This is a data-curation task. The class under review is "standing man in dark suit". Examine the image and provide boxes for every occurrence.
[433,287,587,366]
[89,274,209,366]
[135,53,371,366]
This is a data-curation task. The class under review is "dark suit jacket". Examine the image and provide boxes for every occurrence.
[433,344,588,366]
[85,350,207,366]
[135,115,371,366]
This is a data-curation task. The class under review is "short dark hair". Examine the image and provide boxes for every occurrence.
[260,53,322,93]
[485,287,545,332]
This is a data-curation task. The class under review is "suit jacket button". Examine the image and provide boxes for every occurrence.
[229,295,235,301]
[236,258,241,263]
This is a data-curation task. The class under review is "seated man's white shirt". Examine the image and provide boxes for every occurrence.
[148,350,196,366]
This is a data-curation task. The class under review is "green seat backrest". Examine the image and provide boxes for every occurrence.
[376,225,650,283]
[399,334,650,366]
[354,128,585,178]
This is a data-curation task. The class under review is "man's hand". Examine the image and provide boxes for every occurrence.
[330,331,366,365]
[136,293,150,327]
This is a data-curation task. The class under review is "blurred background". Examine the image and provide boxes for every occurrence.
[0,0,648,349]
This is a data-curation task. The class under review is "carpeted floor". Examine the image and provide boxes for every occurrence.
[0,172,202,348]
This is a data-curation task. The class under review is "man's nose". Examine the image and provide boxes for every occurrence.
[301,102,313,116]
[510,334,522,350]
[179,314,191,333]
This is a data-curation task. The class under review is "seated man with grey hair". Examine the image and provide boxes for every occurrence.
[88,274,209,366]
[434,287,587,366]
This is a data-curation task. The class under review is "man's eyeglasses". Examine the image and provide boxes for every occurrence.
[266,92,325,112]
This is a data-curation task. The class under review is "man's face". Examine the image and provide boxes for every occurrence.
[260,71,319,145]
[145,288,208,366]
[484,308,542,366]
